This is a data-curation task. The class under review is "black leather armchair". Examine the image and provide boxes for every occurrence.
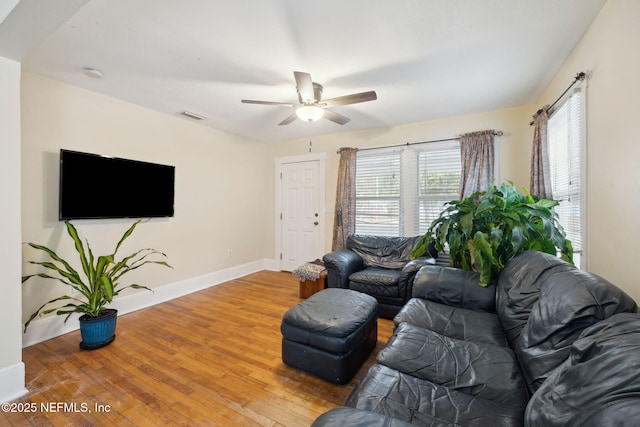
[322,235,437,318]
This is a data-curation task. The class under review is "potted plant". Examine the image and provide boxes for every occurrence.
[22,220,172,349]
[411,181,573,286]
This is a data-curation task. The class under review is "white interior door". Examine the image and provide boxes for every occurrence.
[280,160,323,271]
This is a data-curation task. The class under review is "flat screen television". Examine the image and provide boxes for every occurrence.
[59,149,175,220]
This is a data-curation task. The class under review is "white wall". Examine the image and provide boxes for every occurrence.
[535,0,640,303]
[21,73,272,344]
[266,105,534,254]
[0,56,27,402]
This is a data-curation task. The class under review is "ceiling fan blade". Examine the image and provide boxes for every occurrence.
[323,91,377,107]
[294,71,315,103]
[278,112,298,126]
[323,109,351,125]
[241,99,294,107]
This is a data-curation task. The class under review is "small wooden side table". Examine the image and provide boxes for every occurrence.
[299,271,327,299]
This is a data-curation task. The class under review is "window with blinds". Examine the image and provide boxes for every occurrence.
[416,142,462,234]
[355,149,402,236]
[355,141,462,237]
[548,87,585,268]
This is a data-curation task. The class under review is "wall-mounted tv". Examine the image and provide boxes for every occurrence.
[59,149,175,220]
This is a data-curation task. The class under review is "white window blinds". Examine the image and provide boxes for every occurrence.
[548,87,585,267]
[355,149,402,236]
[355,140,463,237]
[416,142,462,234]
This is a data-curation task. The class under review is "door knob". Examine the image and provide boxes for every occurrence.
[314,221,319,226]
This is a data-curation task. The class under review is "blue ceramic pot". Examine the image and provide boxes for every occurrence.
[79,309,117,350]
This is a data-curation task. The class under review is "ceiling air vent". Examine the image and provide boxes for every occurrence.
[180,111,207,120]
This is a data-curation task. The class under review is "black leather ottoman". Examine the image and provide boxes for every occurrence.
[281,288,378,384]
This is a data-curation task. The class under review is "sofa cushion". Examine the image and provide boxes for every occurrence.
[394,298,508,347]
[377,322,528,410]
[412,265,496,312]
[346,363,524,427]
[347,235,421,269]
[349,268,401,297]
[496,250,575,348]
[525,313,640,427]
[515,268,637,393]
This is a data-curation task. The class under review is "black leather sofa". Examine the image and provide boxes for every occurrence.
[322,235,442,318]
[313,250,640,426]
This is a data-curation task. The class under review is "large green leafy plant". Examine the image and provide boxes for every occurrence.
[22,220,172,331]
[411,181,573,286]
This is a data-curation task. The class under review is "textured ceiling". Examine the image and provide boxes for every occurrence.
[1,0,606,142]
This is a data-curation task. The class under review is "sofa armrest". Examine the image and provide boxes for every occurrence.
[398,257,436,298]
[322,250,364,289]
[412,265,496,312]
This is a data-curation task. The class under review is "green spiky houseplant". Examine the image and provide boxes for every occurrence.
[22,220,171,346]
[411,181,573,286]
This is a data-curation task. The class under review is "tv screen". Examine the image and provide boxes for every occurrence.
[59,149,175,220]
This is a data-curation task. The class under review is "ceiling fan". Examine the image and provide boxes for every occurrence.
[241,71,377,126]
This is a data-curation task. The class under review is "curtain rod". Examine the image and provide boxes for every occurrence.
[338,131,503,154]
[530,71,586,125]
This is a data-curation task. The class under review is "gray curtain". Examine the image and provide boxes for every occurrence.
[530,106,553,199]
[459,130,495,199]
[332,147,357,251]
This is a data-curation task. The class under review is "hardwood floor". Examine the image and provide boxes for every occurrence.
[3,271,393,426]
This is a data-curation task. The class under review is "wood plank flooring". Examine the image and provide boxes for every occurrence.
[2,271,393,426]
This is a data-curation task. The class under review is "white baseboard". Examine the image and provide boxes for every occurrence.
[22,259,279,348]
[0,362,27,403]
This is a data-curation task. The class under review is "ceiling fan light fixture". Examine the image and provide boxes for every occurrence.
[242,71,376,126]
[296,105,325,122]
